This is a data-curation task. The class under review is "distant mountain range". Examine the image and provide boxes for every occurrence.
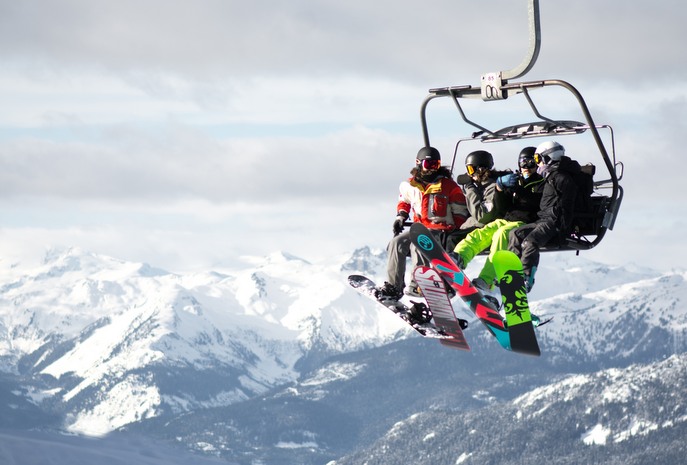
[331,353,687,465]
[0,246,685,464]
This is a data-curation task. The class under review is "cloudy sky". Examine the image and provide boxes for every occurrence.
[1,0,685,272]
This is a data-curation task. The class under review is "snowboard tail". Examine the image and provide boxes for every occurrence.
[493,250,540,356]
[413,266,470,350]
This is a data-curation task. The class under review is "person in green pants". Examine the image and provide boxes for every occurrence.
[451,147,545,291]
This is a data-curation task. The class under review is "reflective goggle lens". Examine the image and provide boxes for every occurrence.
[466,164,476,175]
[421,159,440,170]
[519,159,537,169]
[533,153,542,164]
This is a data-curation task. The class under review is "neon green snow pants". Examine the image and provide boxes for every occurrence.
[452,218,524,287]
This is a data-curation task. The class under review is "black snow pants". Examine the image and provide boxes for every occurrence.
[508,220,560,275]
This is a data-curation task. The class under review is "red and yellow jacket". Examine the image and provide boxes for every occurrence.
[397,173,468,231]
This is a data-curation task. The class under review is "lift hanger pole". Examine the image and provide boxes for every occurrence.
[481,0,541,100]
[501,0,541,81]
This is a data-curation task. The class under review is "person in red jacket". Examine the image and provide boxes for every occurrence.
[376,147,469,300]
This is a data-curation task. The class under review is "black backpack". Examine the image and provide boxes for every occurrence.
[570,163,596,235]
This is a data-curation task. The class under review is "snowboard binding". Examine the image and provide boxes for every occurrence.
[405,301,433,325]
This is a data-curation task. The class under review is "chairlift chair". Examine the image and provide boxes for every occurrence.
[418,0,623,253]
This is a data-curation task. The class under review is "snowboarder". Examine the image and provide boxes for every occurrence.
[508,140,582,292]
[377,146,469,299]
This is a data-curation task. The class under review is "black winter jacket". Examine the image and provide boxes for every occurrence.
[503,172,546,223]
[537,156,581,233]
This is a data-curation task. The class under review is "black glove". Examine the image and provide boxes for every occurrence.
[456,173,472,186]
[393,212,409,235]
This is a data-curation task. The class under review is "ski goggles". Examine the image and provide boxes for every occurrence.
[533,152,549,165]
[519,158,537,169]
[466,164,488,176]
[418,159,441,170]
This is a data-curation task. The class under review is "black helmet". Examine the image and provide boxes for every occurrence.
[417,146,441,161]
[465,150,493,172]
[518,146,537,169]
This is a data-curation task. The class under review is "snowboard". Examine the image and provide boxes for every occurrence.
[413,266,470,351]
[348,274,470,350]
[492,250,541,356]
[409,222,541,356]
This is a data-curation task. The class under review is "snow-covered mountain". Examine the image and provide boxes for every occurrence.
[0,247,400,436]
[534,272,687,362]
[0,244,684,464]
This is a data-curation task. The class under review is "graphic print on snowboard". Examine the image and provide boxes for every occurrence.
[413,266,469,351]
[409,222,541,356]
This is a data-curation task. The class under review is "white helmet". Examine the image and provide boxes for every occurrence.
[535,141,565,163]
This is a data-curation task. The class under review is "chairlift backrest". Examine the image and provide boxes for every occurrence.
[421,79,623,252]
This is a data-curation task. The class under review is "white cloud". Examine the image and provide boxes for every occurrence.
[0,0,686,271]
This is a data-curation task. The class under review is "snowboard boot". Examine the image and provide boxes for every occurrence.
[531,313,541,327]
[404,283,423,298]
[472,277,492,292]
[473,277,500,309]
[523,266,536,293]
[532,314,554,327]
[374,282,403,301]
[483,294,501,309]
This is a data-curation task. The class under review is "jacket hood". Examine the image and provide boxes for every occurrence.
[554,155,582,174]
[541,155,581,178]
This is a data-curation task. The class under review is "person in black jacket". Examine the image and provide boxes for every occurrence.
[508,141,581,292]
[450,147,545,290]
